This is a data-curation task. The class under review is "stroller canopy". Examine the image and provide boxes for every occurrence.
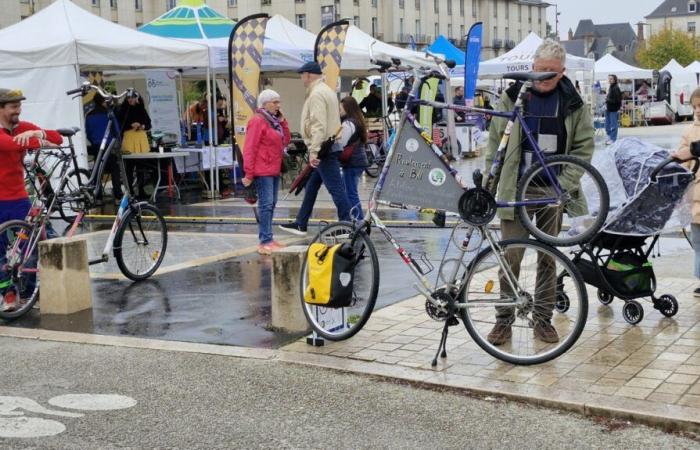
[587,138,694,236]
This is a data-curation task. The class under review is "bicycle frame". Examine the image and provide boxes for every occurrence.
[357,62,568,305]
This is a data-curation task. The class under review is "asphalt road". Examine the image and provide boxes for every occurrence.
[0,337,697,449]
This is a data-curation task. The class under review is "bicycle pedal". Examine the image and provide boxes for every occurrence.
[447,316,459,327]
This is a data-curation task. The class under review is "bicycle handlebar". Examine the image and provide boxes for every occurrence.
[66,82,131,102]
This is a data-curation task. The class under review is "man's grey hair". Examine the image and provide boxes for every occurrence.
[534,38,566,66]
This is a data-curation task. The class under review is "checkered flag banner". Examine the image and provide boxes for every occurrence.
[229,14,269,151]
[314,21,349,92]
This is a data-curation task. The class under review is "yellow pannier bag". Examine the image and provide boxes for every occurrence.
[304,242,356,308]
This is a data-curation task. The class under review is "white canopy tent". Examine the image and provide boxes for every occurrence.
[341,25,440,74]
[594,54,652,80]
[686,61,700,84]
[0,0,209,162]
[477,33,595,78]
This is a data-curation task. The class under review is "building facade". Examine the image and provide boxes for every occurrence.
[645,0,700,38]
[3,0,549,58]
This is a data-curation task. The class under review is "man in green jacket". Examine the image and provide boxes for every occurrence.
[485,39,595,346]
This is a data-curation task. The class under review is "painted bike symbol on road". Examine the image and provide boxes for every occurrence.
[0,394,136,438]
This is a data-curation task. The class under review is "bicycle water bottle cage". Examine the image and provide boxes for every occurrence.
[458,172,496,226]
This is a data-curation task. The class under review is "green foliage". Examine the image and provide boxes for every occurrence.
[636,28,700,68]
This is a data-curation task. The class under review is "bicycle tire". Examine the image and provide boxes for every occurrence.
[364,144,381,178]
[516,155,609,247]
[58,168,91,224]
[0,220,40,320]
[460,238,588,365]
[113,203,168,281]
[299,221,379,341]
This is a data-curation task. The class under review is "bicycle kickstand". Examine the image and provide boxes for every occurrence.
[431,315,459,367]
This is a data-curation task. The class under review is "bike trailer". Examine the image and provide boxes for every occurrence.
[304,243,356,308]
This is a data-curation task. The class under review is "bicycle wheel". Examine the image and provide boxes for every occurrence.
[300,221,379,341]
[58,168,90,224]
[364,144,381,178]
[516,155,609,247]
[0,220,40,320]
[113,203,168,281]
[460,239,587,365]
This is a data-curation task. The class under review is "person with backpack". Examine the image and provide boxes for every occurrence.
[337,96,369,221]
[242,89,291,255]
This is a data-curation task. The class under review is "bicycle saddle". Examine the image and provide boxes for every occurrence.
[506,72,558,82]
[57,127,80,137]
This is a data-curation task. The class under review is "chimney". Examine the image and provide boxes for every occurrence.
[637,22,645,41]
[584,33,594,54]
[568,28,573,40]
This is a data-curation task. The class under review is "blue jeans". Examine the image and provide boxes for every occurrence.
[295,153,351,228]
[0,198,33,295]
[605,111,619,141]
[692,224,700,279]
[342,167,364,220]
[254,176,279,244]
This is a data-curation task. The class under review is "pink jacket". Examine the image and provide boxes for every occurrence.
[243,114,291,178]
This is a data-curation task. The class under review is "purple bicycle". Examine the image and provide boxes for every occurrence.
[299,53,609,366]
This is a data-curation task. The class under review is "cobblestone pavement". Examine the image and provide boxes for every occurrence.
[283,242,700,430]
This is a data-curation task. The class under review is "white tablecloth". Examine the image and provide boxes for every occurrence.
[173,146,235,173]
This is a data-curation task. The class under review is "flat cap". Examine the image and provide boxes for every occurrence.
[297,61,323,74]
[0,89,26,104]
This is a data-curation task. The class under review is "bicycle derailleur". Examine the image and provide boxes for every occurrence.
[426,288,459,326]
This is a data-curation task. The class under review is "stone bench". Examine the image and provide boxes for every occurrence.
[270,245,310,334]
[38,236,92,315]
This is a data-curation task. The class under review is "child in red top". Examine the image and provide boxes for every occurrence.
[0,88,63,312]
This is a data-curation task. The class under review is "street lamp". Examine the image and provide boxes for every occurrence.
[540,2,560,39]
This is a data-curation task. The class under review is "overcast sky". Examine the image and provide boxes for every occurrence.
[547,0,662,39]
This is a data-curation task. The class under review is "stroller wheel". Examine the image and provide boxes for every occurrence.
[622,300,644,325]
[656,294,678,318]
[555,292,570,313]
[597,290,614,305]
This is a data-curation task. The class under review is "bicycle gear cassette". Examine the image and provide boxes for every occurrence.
[458,187,496,226]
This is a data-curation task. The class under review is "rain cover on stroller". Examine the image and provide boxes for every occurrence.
[584,138,694,236]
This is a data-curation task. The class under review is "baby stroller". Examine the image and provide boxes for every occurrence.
[556,139,698,325]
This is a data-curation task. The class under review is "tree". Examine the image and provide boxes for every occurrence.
[636,27,700,68]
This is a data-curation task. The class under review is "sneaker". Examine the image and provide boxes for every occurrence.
[278,223,307,236]
[257,243,274,255]
[269,240,287,250]
[486,321,512,346]
[1,290,17,312]
[533,321,560,344]
[694,287,700,297]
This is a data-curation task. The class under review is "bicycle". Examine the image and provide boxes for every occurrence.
[299,53,609,365]
[0,83,168,319]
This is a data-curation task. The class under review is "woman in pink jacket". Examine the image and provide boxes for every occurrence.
[242,89,291,255]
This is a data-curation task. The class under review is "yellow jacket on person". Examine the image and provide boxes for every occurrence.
[301,78,341,159]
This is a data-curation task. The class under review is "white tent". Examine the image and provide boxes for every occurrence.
[179,15,315,72]
[341,25,440,74]
[0,0,209,160]
[478,33,594,78]
[660,58,697,117]
[662,58,688,74]
[594,54,652,80]
[686,61,700,84]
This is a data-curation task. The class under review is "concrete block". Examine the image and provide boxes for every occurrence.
[271,245,310,333]
[39,236,92,315]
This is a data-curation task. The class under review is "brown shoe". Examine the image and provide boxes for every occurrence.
[534,321,559,343]
[487,321,512,346]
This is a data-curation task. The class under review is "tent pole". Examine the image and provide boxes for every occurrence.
[212,67,220,195]
[206,65,216,199]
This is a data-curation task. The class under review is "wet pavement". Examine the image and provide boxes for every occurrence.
[3,123,692,350]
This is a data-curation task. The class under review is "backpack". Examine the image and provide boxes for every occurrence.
[304,242,357,308]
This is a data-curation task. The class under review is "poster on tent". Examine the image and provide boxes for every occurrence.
[230,14,269,151]
[145,70,181,142]
[315,20,349,92]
